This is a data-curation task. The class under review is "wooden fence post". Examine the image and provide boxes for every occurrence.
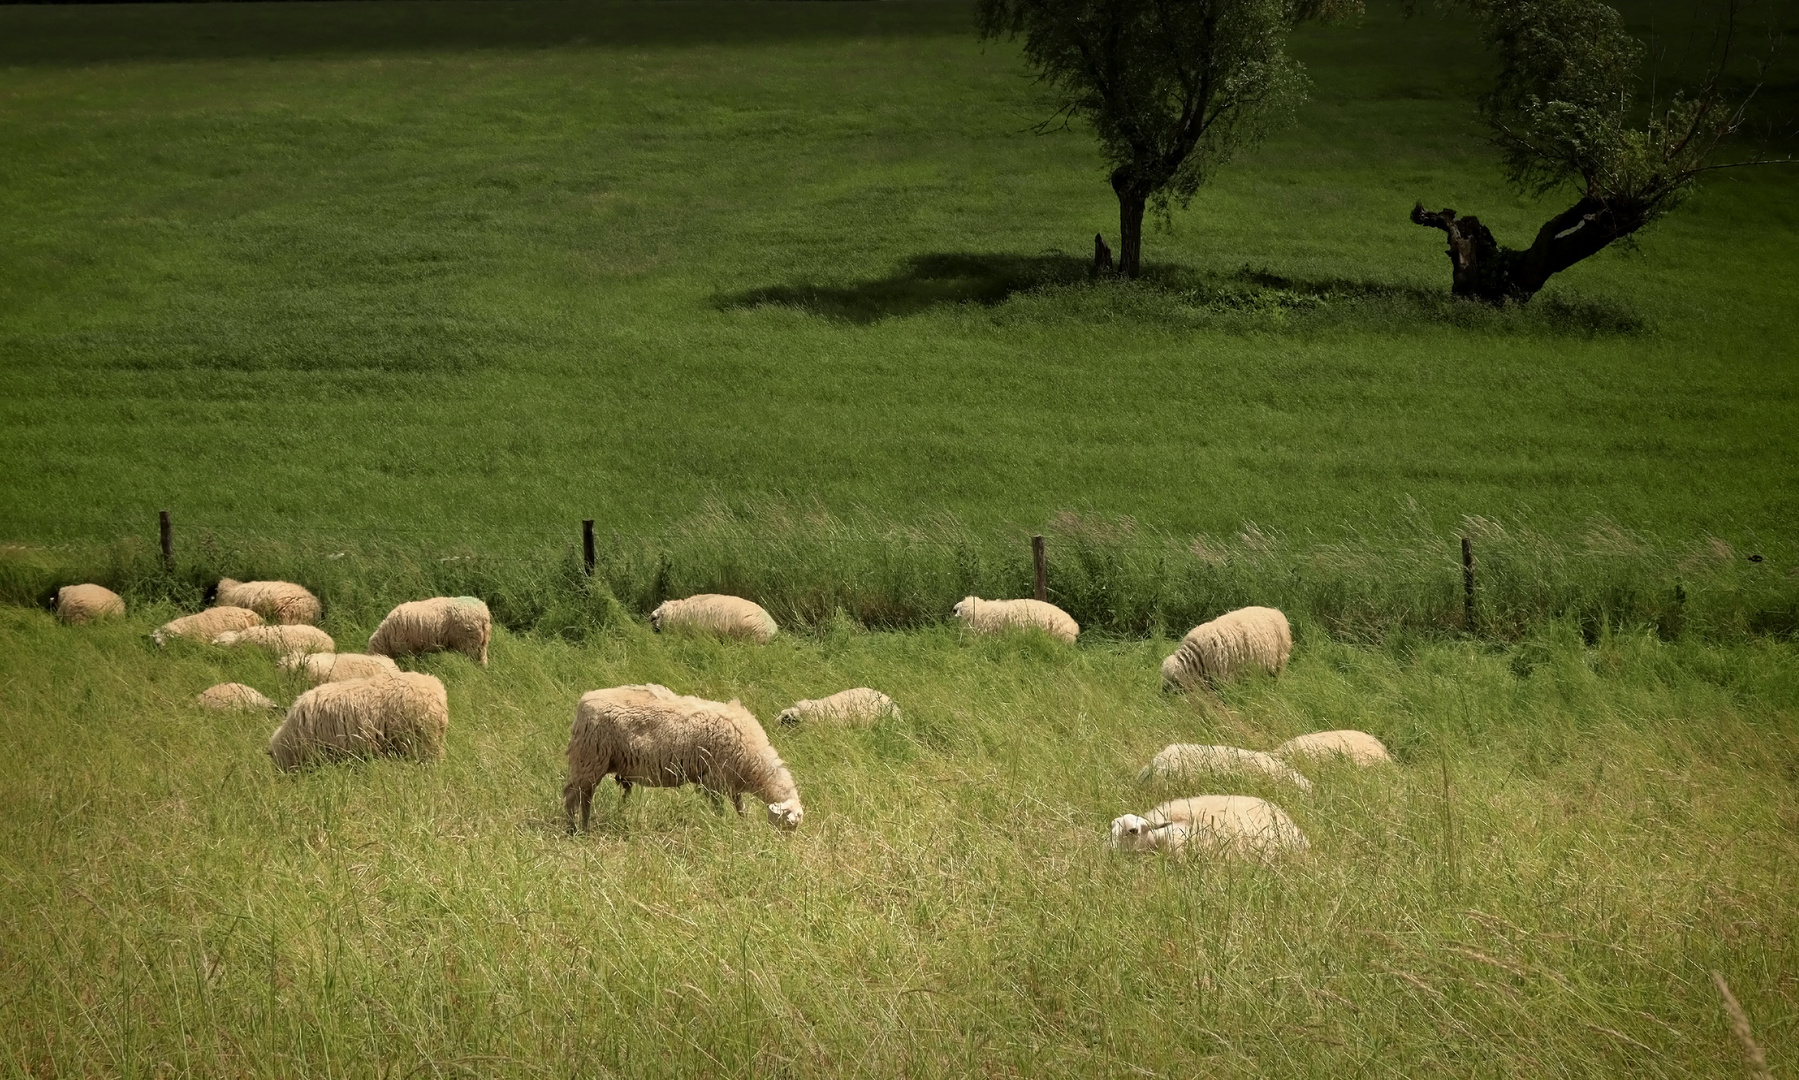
[159,510,173,571]
[1032,535,1047,602]
[1461,537,1475,630]
[582,519,596,576]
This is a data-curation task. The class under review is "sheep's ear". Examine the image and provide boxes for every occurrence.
[1148,820,1177,832]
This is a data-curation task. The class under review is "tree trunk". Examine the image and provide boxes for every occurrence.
[1114,171,1150,279]
[1410,199,1639,304]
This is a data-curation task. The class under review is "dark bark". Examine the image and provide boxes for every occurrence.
[1410,198,1647,304]
[1114,171,1151,278]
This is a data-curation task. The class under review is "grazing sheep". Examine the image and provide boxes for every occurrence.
[279,651,401,686]
[649,594,779,644]
[1160,606,1292,689]
[1138,744,1314,793]
[209,578,322,625]
[154,606,263,646]
[952,596,1079,643]
[563,684,803,832]
[54,584,125,624]
[197,683,278,711]
[777,687,899,726]
[1276,729,1393,766]
[268,672,449,771]
[1110,796,1309,857]
[367,597,491,667]
[214,624,336,656]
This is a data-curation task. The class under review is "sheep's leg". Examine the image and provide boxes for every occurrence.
[563,778,593,835]
[732,792,745,815]
[616,777,633,801]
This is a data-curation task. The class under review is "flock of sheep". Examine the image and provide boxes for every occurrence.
[49,582,1392,856]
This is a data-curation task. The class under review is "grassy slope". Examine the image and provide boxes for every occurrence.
[2,607,1795,1076]
[0,1,1795,549]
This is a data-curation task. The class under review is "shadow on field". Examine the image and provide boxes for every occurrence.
[720,252,1648,335]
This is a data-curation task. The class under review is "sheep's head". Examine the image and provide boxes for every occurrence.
[1109,814,1155,851]
[952,597,977,620]
[213,631,243,646]
[205,579,232,604]
[777,706,801,725]
[649,602,669,632]
[1158,653,1189,690]
[767,799,803,830]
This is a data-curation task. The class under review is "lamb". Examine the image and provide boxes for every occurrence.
[54,584,125,624]
[214,624,336,656]
[268,672,449,771]
[196,683,278,711]
[367,597,491,666]
[209,578,322,625]
[1138,744,1314,793]
[563,683,803,832]
[1160,606,1291,689]
[777,687,899,726]
[279,651,401,685]
[1110,796,1309,857]
[154,606,263,645]
[649,594,778,644]
[952,596,1079,643]
[1275,729,1393,766]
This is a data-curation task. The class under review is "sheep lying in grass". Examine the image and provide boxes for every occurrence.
[54,584,125,624]
[368,597,491,667]
[1110,796,1309,857]
[563,683,803,833]
[953,596,1079,643]
[279,652,401,686]
[154,606,263,646]
[1138,744,1313,793]
[214,624,336,656]
[197,683,277,711]
[268,672,449,771]
[209,579,322,625]
[1276,729,1393,766]
[649,594,779,644]
[777,687,899,726]
[1161,606,1291,689]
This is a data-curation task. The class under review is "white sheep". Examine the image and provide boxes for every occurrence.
[196,683,278,711]
[1160,606,1291,689]
[1110,796,1309,857]
[209,578,322,625]
[649,594,778,644]
[268,672,449,771]
[154,606,263,646]
[278,651,401,685]
[777,687,899,726]
[54,584,125,624]
[214,624,336,656]
[1275,729,1393,766]
[367,597,491,667]
[952,596,1079,643]
[1138,744,1314,793]
[563,683,803,832]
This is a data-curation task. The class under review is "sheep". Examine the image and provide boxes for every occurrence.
[196,683,277,711]
[563,683,803,833]
[1160,606,1291,689]
[1110,796,1309,857]
[777,687,899,726]
[278,651,401,686]
[268,672,449,771]
[649,594,778,644]
[214,624,336,656]
[54,584,125,624]
[1138,744,1314,793]
[208,578,322,625]
[154,606,263,645]
[952,596,1079,643]
[1276,729,1393,766]
[367,597,491,666]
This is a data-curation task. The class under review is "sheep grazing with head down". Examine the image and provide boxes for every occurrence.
[54,584,125,624]
[563,684,803,833]
[154,606,263,646]
[1160,606,1291,689]
[279,651,401,686]
[268,672,449,771]
[367,597,491,667]
[1138,744,1313,793]
[214,624,336,657]
[197,683,278,712]
[778,687,899,726]
[650,594,779,644]
[1110,795,1309,857]
[953,596,1079,643]
[209,578,322,625]
[1276,729,1393,766]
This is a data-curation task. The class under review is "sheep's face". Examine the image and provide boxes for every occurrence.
[777,708,800,726]
[649,603,668,632]
[767,800,803,830]
[214,631,243,646]
[952,598,974,620]
[1109,814,1155,851]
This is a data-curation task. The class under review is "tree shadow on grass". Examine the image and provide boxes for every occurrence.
[718,252,1648,336]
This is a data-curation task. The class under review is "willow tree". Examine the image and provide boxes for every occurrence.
[978,0,1351,277]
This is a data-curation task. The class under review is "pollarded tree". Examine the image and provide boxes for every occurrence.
[978,0,1354,277]
[1412,0,1778,303]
